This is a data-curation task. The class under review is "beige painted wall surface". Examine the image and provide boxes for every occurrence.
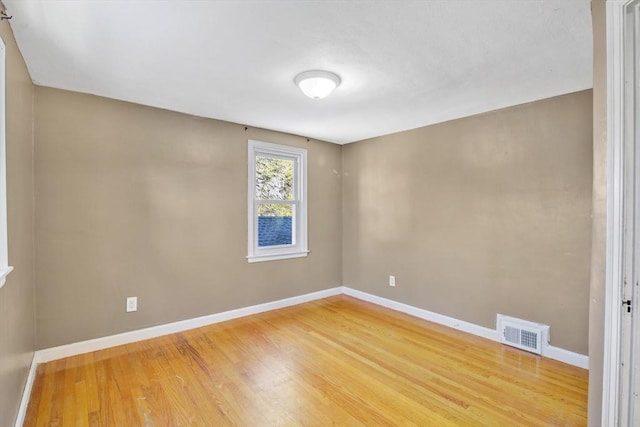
[0,22,35,427]
[343,91,593,354]
[588,0,606,424]
[34,87,342,349]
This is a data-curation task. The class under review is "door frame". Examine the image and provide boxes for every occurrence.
[603,0,638,424]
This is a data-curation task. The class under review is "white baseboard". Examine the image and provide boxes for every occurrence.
[14,353,37,427]
[33,285,589,368]
[16,286,341,426]
[17,284,587,426]
[35,286,343,364]
[342,287,499,341]
[341,287,588,369]
[544,344,589,369]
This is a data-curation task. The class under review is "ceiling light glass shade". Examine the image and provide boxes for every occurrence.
[294,70,341,99]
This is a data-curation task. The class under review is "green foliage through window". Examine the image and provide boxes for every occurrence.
[256,156,294,216]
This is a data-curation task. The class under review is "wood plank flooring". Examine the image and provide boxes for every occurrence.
[24,295,588,426]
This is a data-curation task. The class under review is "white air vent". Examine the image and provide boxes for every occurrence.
[497,314,550,355]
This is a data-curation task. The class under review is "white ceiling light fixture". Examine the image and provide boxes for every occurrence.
[294,70,341,100]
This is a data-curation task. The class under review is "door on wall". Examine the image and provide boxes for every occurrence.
[612,1,640,425]
[618,134,638,425]
[605,1,640,425]
[623,2,640,423]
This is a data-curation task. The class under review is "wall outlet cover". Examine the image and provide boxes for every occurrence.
[126,296,137,312]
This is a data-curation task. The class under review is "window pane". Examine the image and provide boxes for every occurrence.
[255,156,294,200]
[258,204,293,247]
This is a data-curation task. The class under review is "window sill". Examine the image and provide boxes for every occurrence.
[0,266,13,288]
[247,251,308,263]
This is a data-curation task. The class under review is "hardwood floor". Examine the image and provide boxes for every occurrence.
[24,295,588,426]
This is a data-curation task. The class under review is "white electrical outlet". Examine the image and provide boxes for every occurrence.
[389,275,396,287]
[126,296,137,312]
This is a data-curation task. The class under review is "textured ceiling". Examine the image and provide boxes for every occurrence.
[5,1,592,144]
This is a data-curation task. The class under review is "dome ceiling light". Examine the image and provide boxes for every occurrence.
[294,70,341,100]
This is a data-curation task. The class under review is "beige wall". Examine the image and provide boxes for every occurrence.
[33,87,595,354]
[343,91,593,354]
[0,21,35,427]
[588,0,606,424]
[34,87,342,349]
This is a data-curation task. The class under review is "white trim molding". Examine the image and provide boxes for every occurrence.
[603,1,637,425]
[343,287,499,342]
[15,287,340,426]
[247,140,308,263]
[17,285,588,425]
[34,287,343,364]
[342,287,588,369]
[14,355,38,427]
[29,286,588,368]
[0,36,11,289]
[0,265,13,288]
[544,346,590,370]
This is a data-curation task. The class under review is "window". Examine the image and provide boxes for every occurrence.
[0,37,11,288]
[247,140,307,263]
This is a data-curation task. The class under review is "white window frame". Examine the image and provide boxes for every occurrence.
[247,140,308,263]
[0,37,12,288]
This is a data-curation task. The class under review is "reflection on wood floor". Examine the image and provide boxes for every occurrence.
[25,295,588,426]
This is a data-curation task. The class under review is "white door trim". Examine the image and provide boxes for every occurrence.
[603,0,637,425]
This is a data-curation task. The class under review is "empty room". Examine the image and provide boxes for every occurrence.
[1,0,637,426]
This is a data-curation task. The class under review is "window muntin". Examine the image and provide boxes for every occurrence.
[248,140,307,262]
